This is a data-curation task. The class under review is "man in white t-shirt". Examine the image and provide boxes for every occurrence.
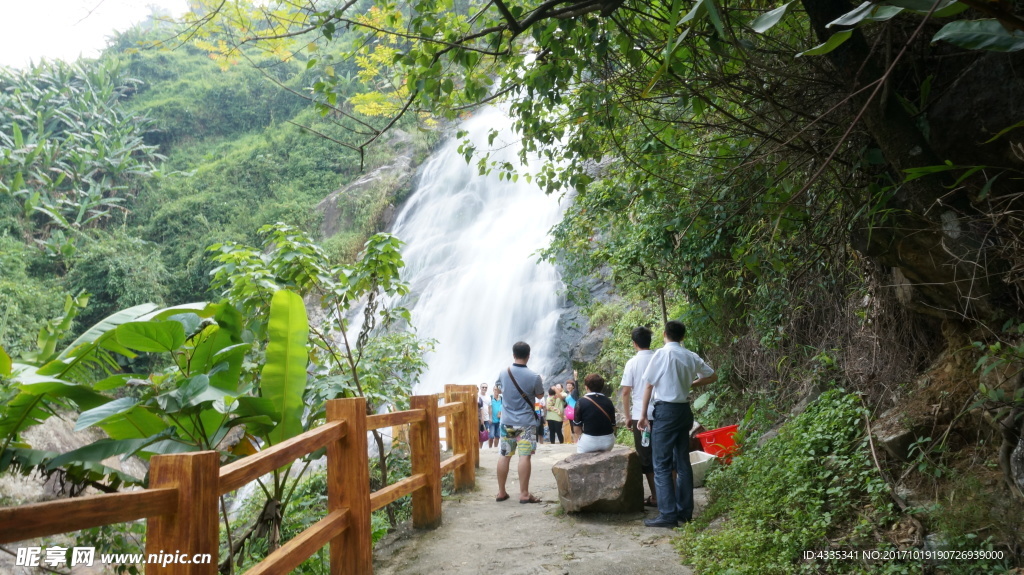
[478,383,491,447]
[638,321,717,528]
[620,326,657,507]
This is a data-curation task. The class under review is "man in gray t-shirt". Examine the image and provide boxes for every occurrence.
[494,341,545,504]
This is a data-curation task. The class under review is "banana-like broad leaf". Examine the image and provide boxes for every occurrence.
[212,302,245,344]
[57,303,159,360]
[167,313,203,337]
[15,377,109,411]
[0,364,110,449]
[137,302,215,322]
[262,290,310,445]
[115,321,186,353]
[235,396,280,419]
[144,440,200,455]
[187,326,249,392]
[3,447,144,487]
[37,304,160,383]
[93,373,141,391]
[0,392,51,450]
[97,407,169,440]
[47,429,175,468]
[208,343,250,392]
[228,415,277,437]
[75,397,137,431]
[1,345,12,376]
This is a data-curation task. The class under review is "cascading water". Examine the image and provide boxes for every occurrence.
[393,107,569,394]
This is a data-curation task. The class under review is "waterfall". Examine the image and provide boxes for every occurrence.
[393,107,568,394]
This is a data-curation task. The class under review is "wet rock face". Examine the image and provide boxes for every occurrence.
[316,152,415,239]
[547,304,589,385]
[550,446,644,513]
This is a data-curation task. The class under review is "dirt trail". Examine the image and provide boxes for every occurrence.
[374,443,701,575]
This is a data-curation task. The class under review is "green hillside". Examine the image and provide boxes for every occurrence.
[0,26,430,345]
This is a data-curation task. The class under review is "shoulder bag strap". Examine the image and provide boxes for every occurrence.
[584,396,614,425]
[507,367,540,423]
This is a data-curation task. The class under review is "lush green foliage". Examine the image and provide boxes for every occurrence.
[677,390,899,574]
[0,235,65,358]
[0,58,162,262]
[64,232,171,328]
[119,36,428,302]
[1,22,432,340]
[1,224,431,568]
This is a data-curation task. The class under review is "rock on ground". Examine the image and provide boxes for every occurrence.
[551,446,643,513]
[373,443,702,575]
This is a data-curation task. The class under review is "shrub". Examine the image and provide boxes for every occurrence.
[0,235,66,358]
[676,389,899,574]
[65,233,170,327]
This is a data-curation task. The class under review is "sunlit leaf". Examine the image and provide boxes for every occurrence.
[751,2,793,34]
[116,321,186,353]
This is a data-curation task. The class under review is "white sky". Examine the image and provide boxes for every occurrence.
[0,0,189,69]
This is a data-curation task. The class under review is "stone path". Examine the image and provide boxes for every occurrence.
[374,443,702,575]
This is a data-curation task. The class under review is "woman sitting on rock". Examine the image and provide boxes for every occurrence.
[573,374,617,453]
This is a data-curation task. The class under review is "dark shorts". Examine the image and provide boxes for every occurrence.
[632,425,654,473]
[490,421,501,437]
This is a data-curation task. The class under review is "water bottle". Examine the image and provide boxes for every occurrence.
[641,429,651,447]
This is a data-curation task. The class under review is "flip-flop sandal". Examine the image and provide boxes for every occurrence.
[519,495,542,504]
[644,496,658,508]
[495,494,510,502]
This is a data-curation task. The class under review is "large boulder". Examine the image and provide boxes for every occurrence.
[550,446,643,513]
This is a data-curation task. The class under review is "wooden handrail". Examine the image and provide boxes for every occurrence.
[437,402,461,417]
[369,473,428,511]
[0,488,178,544]
[0,391,476,574]
[366,409,425,430]
[439,453,468,476]
[219,420,346,494]
[244,509,350,575]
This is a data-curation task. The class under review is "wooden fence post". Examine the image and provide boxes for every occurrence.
[449,390,471,491]
[410,394,442,529]
[443,385,457,451]
[327,397,371,575]
[146,451,219,575]
[454,386,477,484]
[462,384,481,471]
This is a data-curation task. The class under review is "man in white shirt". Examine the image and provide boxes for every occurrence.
[620,326,657,507]
[638,321,717,528]
[478,383,491,447]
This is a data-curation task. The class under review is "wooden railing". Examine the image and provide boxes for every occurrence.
[0,384,480,574]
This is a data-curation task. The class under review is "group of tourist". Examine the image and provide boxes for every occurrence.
[477,377,583,447]
[490,321,716,529]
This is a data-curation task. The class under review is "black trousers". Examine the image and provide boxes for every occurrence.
[547,419,564,444]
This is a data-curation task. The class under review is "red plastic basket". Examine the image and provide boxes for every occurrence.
[695,424,740,459]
